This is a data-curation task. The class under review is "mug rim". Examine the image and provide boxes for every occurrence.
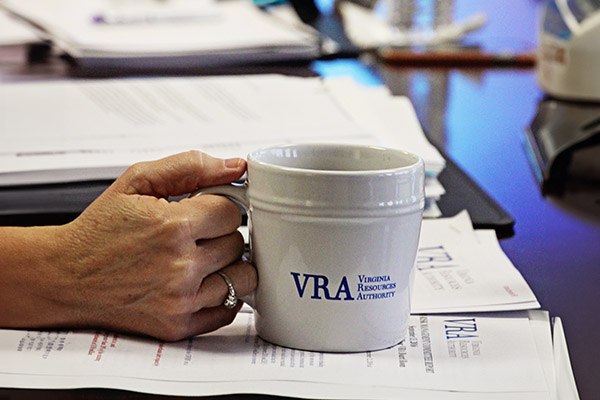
[247,143,423,176]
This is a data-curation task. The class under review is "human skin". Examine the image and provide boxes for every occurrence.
[0,151,257,341]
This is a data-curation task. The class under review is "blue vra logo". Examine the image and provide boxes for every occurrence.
[444,318,478,339]
[290,272,354,301]
[417,245,458,271]
[290,272,398,301]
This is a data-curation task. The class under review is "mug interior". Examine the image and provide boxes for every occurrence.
[250,144,420,173]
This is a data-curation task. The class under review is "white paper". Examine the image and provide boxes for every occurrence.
[0,74,445,187]
[528,311,557,400]
[425,175,446,199]
[0,6,40,46]
[0,0,320,67]
[0,312,552,398]
[412,212,539,313]
[552,318,580,400]
[323,77,445,175]
[338,2,486,49]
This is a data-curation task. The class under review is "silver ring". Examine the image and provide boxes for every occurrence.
[216,271,238,309]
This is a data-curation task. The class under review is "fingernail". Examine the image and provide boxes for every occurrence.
[225,158,242,169]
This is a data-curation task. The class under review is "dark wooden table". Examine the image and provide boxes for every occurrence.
[380,63,600,399]
[1,17,600,400]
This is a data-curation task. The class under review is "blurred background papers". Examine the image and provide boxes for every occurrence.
[0,0,321,69]
[0,6,39,46]
[337,0,487,49]
[333,0,536,67]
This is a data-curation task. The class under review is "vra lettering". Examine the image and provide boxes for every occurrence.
[290,272,355,301]
[444,318,479,339]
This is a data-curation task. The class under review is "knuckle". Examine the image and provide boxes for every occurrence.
[157,295,179,316]
[158,324,189,342]
[151,214,193,252]
[196,242,220,270]
[126,161,148,176]
[164,266,197,302]
[123,161,151,185]
[162,272,189,298]
[184,150,206,167]
[153,301,195,341]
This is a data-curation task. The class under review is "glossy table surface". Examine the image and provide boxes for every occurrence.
[376,62,600,400]
[1,6,600,400]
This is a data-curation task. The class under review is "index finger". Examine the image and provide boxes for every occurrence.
[113,151,246,198]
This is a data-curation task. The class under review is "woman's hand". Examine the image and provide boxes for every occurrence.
[0,151,256,341]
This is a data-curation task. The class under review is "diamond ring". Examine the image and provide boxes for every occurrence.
[216,271,238,309]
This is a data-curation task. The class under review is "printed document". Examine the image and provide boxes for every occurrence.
[0,74,445,185]
[0,0,320,68]
[412,212,540,313]
[0,311,561,399]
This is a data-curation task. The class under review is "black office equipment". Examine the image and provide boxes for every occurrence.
[525,98,600,194]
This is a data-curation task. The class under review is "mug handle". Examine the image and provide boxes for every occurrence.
[189,182,249,209]
[189,183,255,308]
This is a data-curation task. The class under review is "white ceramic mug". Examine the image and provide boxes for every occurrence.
[193,143,424,352]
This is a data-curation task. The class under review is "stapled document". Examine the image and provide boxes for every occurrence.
[0,311,564,399]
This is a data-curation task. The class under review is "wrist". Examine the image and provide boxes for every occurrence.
[0,224,83,329]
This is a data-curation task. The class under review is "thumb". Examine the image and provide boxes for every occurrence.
[112,151,246,197]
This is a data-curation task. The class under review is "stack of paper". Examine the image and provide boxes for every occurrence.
[323,77,445,176]
[239,212,539,314]
[0,213,578,398]
[0,74,446,204]
[0,0,321,68]
[0,311,574,399]
[0,6,39,46]
[413,212,540,313]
